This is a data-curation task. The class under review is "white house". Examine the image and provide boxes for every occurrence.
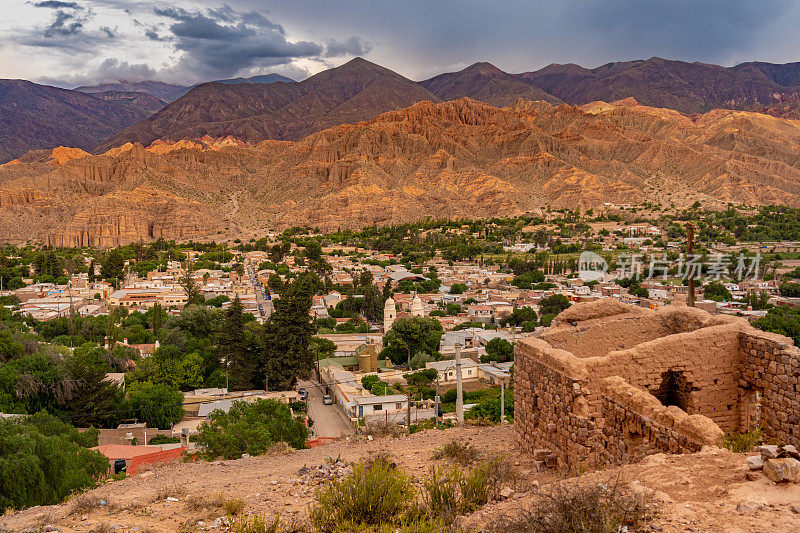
[425,359,479,383]
[349,394,408,418]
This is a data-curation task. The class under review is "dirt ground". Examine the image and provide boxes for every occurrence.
[2,424,799,532]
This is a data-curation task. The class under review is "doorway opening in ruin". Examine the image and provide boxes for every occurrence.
[653,370,695,411]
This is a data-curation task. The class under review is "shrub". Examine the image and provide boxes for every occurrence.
[719,429,764,453]
[432,440,480,465]
[230,514,282,533]
[489,480,653,533]
[223,497,247,516]
[196,399,308,459]
[421,465,460,520]
[148,434,180,445]
[310,458,415,531]
[420,457,508,517]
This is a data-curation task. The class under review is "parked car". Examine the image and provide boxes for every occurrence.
[298,387,307,400]
[322,395,333,405]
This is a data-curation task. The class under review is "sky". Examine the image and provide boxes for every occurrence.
[2,0,800,88]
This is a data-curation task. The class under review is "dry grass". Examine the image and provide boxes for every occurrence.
[488,479,654,533]
[363,421,406,438]
[432,440,480,466]
[222,497,247,516]
[69,494,103,515]
[154,483,187,501]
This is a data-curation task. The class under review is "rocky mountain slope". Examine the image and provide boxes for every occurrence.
[518,57,800,116]
[87,90,167,115]
[74,80,187,102]
[0,80,151,163]
[75,74,296,103]
[4,97,800,246]
[420,62,561,107]
[97,58,439,152]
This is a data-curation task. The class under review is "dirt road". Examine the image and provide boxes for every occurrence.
[300,378,354,438]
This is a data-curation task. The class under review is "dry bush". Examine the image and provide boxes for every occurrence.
[364,421,405,438]
[719,429,764,453]
[488,480,654,533]
[70,494,102,515]
[363,450,395,470]
[222,497,247,516]
[432,440,480,466]
[421,456,511,518]
[89,524,114,533]
[154,483,187,501]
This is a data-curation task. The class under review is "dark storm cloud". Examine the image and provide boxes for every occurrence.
[324,36,370,58]
[43,9,85,36]
[151,4,324,78]
[235,0,796,76]
[32,0,82,9]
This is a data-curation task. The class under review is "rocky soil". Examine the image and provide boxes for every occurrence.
[2,424,799,532]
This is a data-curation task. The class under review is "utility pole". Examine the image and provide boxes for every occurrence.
[500,377,505,424]
[265,372,268,393]
[455,342,464,425]
[686,222,696,307]
[406,396,411,430]
[434,376,440,428]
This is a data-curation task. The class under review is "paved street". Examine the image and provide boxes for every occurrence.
[298,378,354,438]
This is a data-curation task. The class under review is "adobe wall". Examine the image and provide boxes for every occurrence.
[739,330,800,448]
[596,377,723,466]
[586,322,746,432]
[514,301,761,471]
[541,305,732,359]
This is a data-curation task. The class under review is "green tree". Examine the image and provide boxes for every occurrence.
[538,294,571,316]
[500,307,537,328]
[703,281,732,302]
[779,282,800,298]
[125,382,184,430]
[0,418,109,513]
[220,297,256,391]
[100,249,125,282]
[180,264,203,306]
[481,338,514,363]
[196,399,307,459]
[449,283,468,294]
[259,273,316,389]
[410,350,431,370]
[382,316,444,366]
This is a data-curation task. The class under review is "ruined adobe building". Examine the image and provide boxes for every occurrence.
[514,300,800,470]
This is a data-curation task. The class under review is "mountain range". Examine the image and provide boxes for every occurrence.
[6,57,800,163]
[3,96,800,245]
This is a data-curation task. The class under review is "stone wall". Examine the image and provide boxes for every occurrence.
[586,322,745,432]
[595,377,722,466]
[516,301,800,471]
[739,330,800,448]
[514,338,594,468]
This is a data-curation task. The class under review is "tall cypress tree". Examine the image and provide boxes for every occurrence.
[219,296,255,391]
[260,273,315,390]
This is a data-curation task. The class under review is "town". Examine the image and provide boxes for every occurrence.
[2,205,800,531]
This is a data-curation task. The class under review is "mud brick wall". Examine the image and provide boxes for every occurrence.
[739,330,800,448]
[595,377,722,467]
[514,338,596,470]
[586,323,744,432]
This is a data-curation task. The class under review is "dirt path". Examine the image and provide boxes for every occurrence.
[300,378,354,438]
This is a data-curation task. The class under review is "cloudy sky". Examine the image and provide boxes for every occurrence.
[2,0,800,87]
